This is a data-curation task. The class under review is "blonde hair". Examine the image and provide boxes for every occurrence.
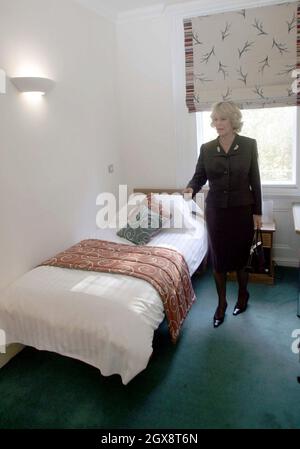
[211,101,243,133]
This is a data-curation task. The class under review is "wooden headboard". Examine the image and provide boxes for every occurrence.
[133,188,183,195]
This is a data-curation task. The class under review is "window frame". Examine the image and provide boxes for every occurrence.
[196,107,300,197]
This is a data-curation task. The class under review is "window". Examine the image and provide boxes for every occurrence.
[196,107,298,186]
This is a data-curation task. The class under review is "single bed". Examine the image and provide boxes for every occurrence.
[0,190,207,384]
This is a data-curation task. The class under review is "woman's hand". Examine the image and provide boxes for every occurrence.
[182,187,194,199]
[253,214,262,229]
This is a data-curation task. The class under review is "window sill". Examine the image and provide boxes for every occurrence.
[262,187,300,198]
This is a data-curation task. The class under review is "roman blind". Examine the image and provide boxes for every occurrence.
[184,1,300,112]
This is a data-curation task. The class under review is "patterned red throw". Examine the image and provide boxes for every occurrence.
[40,239,196,343]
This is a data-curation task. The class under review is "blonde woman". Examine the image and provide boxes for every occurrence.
[183,101,262,327]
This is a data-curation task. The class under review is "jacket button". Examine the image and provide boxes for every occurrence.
[224,190,228,194]
[224,170,228,174]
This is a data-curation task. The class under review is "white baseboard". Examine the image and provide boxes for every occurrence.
[0,344,24,369]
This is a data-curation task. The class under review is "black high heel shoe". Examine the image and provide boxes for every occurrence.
[213,303,227,328]
[233,292,249,316]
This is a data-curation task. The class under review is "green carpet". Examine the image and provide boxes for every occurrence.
[0,266,299,429]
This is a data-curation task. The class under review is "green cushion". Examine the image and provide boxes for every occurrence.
[117,204,166,245]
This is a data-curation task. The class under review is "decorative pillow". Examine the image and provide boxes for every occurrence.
[117,203,168,245]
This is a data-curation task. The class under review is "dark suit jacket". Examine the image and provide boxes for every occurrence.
[187,134,262,215]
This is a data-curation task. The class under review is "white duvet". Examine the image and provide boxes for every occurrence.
[0,217,207,385]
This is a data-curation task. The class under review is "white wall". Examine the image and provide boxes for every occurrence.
[0,0,121,289]
[117,16,179,192]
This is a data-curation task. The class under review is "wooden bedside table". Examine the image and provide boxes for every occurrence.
[227,222,276,285]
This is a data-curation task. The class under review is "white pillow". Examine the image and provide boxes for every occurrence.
[111,193,172,231]
[97,192,203,232]
[153,194,203,230]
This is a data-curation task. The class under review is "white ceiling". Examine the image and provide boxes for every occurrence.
[75,0,193,18]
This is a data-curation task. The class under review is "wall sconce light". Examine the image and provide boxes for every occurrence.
[10,76,55,96]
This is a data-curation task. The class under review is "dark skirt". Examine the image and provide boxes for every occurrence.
[205,205,254,273]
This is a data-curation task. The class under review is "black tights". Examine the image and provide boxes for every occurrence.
[213,268,249,315]
[236,268,249,306]
[213,271,227,317]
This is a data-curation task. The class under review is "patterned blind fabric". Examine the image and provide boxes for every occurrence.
[184,1,300,112]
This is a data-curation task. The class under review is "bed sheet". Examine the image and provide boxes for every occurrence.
[0,218,207,384]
